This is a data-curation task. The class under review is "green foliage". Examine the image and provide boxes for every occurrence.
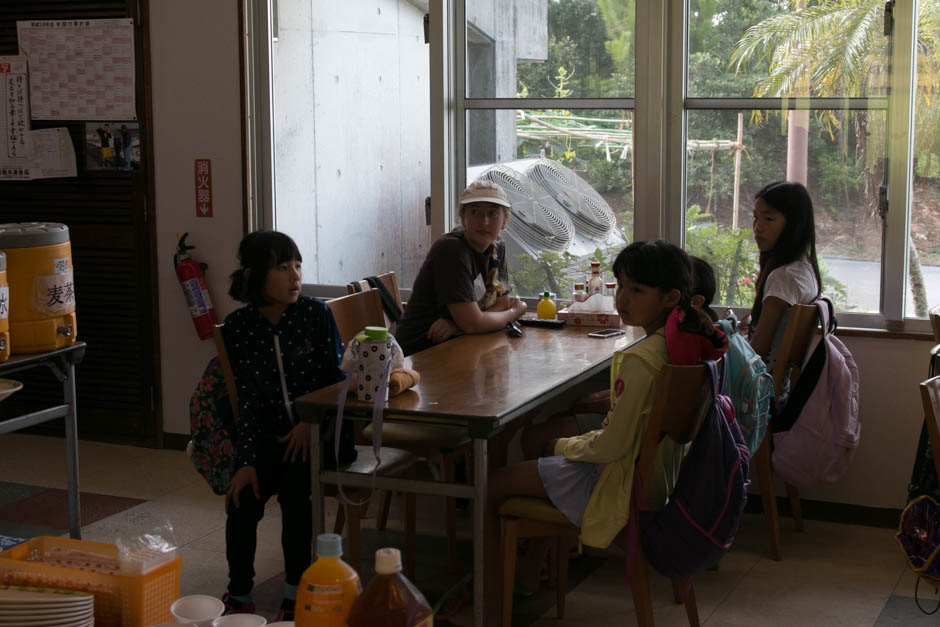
[684,205,760,307]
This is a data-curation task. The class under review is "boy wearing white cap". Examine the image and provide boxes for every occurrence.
[396,180,527,355]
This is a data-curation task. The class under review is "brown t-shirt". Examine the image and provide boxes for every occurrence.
[396,228,509,356]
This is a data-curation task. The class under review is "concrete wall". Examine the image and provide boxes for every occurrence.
[272,0,432,289]
[150,0,245,437]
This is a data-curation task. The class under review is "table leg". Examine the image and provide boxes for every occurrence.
[473,437,487,627]
[64,360,81,539]
[310,417,323,552]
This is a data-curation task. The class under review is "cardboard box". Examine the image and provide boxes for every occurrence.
[557,308,622,327]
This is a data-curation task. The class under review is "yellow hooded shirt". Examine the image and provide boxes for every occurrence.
[553,328,687,548]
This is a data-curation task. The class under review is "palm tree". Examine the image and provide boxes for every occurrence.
[731,0,940,315]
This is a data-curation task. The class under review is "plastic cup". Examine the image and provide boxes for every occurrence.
[211,615,267,627]
[169,594,225,626]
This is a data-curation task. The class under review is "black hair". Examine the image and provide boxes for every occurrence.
[690,256,718,322]
[228,230,302,306]
[613,240,723,347]
[751,181,822,324]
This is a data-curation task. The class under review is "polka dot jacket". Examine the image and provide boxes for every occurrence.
[223,296,345,469]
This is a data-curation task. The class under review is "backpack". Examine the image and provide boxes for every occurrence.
[187,356,237,495]
[717,312,774,455]
[771,298,861,489]
[639,359,750,578]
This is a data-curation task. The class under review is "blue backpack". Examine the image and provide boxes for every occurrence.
[639,360,750,578]
[717,312,773,455]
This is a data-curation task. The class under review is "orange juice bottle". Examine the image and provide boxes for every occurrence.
[295,533,361,626]
[347,548,433,627]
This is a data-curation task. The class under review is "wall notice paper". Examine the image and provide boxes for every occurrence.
[28,128,77,179]
[16,19,135,120]
[0,55,30,180]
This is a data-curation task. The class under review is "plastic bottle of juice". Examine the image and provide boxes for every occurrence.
[295,533,361,627]
[536,291,557,320]
[347,548,433,627]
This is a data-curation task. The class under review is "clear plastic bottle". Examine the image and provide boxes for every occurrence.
[295,533,361,627]
[536,291,557,319]
[347,548,433,627]
[604,281,617,296]
[587,262,604,296]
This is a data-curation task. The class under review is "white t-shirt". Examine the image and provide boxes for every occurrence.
[763,257,819,306]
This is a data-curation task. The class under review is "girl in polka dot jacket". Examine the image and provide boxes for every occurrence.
[219,231,349,620]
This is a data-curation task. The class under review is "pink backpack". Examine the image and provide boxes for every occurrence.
[772,298,860,489]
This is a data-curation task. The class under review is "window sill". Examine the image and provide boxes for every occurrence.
[835,326,933,342]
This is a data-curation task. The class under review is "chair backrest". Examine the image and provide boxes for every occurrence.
[770,304,819,400]
[920,374,940,483]
[346,271,403,330]
[211,323,239,419]
[930,304,940,343]
[328,288,386,345]
[636,363,711,487]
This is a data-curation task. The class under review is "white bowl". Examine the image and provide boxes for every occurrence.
[0,379,23,402]
[169,594,225,625]
[211,615,267,627]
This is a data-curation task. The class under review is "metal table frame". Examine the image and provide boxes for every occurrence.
[0,342,85,539]
[298,335,622,627]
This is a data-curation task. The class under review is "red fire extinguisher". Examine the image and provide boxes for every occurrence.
[174,233,218,340]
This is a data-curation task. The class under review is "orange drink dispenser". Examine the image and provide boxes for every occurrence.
[0,223,77,354]
[0,251,9,361]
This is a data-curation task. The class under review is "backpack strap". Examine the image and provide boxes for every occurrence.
[366,276,403,324]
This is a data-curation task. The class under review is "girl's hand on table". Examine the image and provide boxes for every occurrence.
[428,317,459,344]
[279,422,311,463]
[511,297,528,319]
[226,466,259,511]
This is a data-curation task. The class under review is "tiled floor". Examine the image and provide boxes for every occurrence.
[0,432,935,625]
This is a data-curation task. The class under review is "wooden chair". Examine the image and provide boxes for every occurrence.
[498,364,713,627]
[340,273,472,572]
[212,320,418,577]
[754,303,819,561]
[929,304,940,343]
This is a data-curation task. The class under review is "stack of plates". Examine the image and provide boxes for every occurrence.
[0,586,94,626]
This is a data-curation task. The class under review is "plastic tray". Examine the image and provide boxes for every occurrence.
[0,536,180,627]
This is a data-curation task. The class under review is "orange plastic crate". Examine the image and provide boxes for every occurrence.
[0,536,180,627]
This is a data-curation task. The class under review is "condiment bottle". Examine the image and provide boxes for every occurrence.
[295,533,361,627]
[604,281,616,296]
[572,282,587,303]
[536,291,557,319]
[347,548,433,627]
[587,262,604,296]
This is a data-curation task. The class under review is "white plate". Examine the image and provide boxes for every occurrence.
[0,379,23,402]
[0,606,92,618]
[0,587,92,603]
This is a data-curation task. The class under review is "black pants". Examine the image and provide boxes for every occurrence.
[225,440,312,596]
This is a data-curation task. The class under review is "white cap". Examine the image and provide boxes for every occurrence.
[374,547,402,575]
[459,180,511,207]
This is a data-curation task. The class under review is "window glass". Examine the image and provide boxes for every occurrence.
[270,1,430,289]
[685,108,886,312]
[688,0,891,99]
[467,0,635,99]
[465,108,634,299]
[906,4,940,318]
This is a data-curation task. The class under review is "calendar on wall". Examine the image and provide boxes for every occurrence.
[16,18,136,121]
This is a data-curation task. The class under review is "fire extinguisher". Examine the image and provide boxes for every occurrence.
[174,232,218,340]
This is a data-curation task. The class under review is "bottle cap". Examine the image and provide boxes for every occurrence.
[542,291,551,298]
[574,283,585,290]
[364,326,388,340]
[316,533,343,558]
[374,547,402,574]
[605,282,616,288]
[590,261,600,267]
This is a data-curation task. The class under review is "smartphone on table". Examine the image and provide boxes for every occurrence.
[587,328,625,338]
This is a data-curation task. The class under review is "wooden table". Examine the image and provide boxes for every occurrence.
[0,342,86,539]
[296,325,640,626]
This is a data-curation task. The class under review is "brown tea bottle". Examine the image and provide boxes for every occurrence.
[346,548,433,627]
